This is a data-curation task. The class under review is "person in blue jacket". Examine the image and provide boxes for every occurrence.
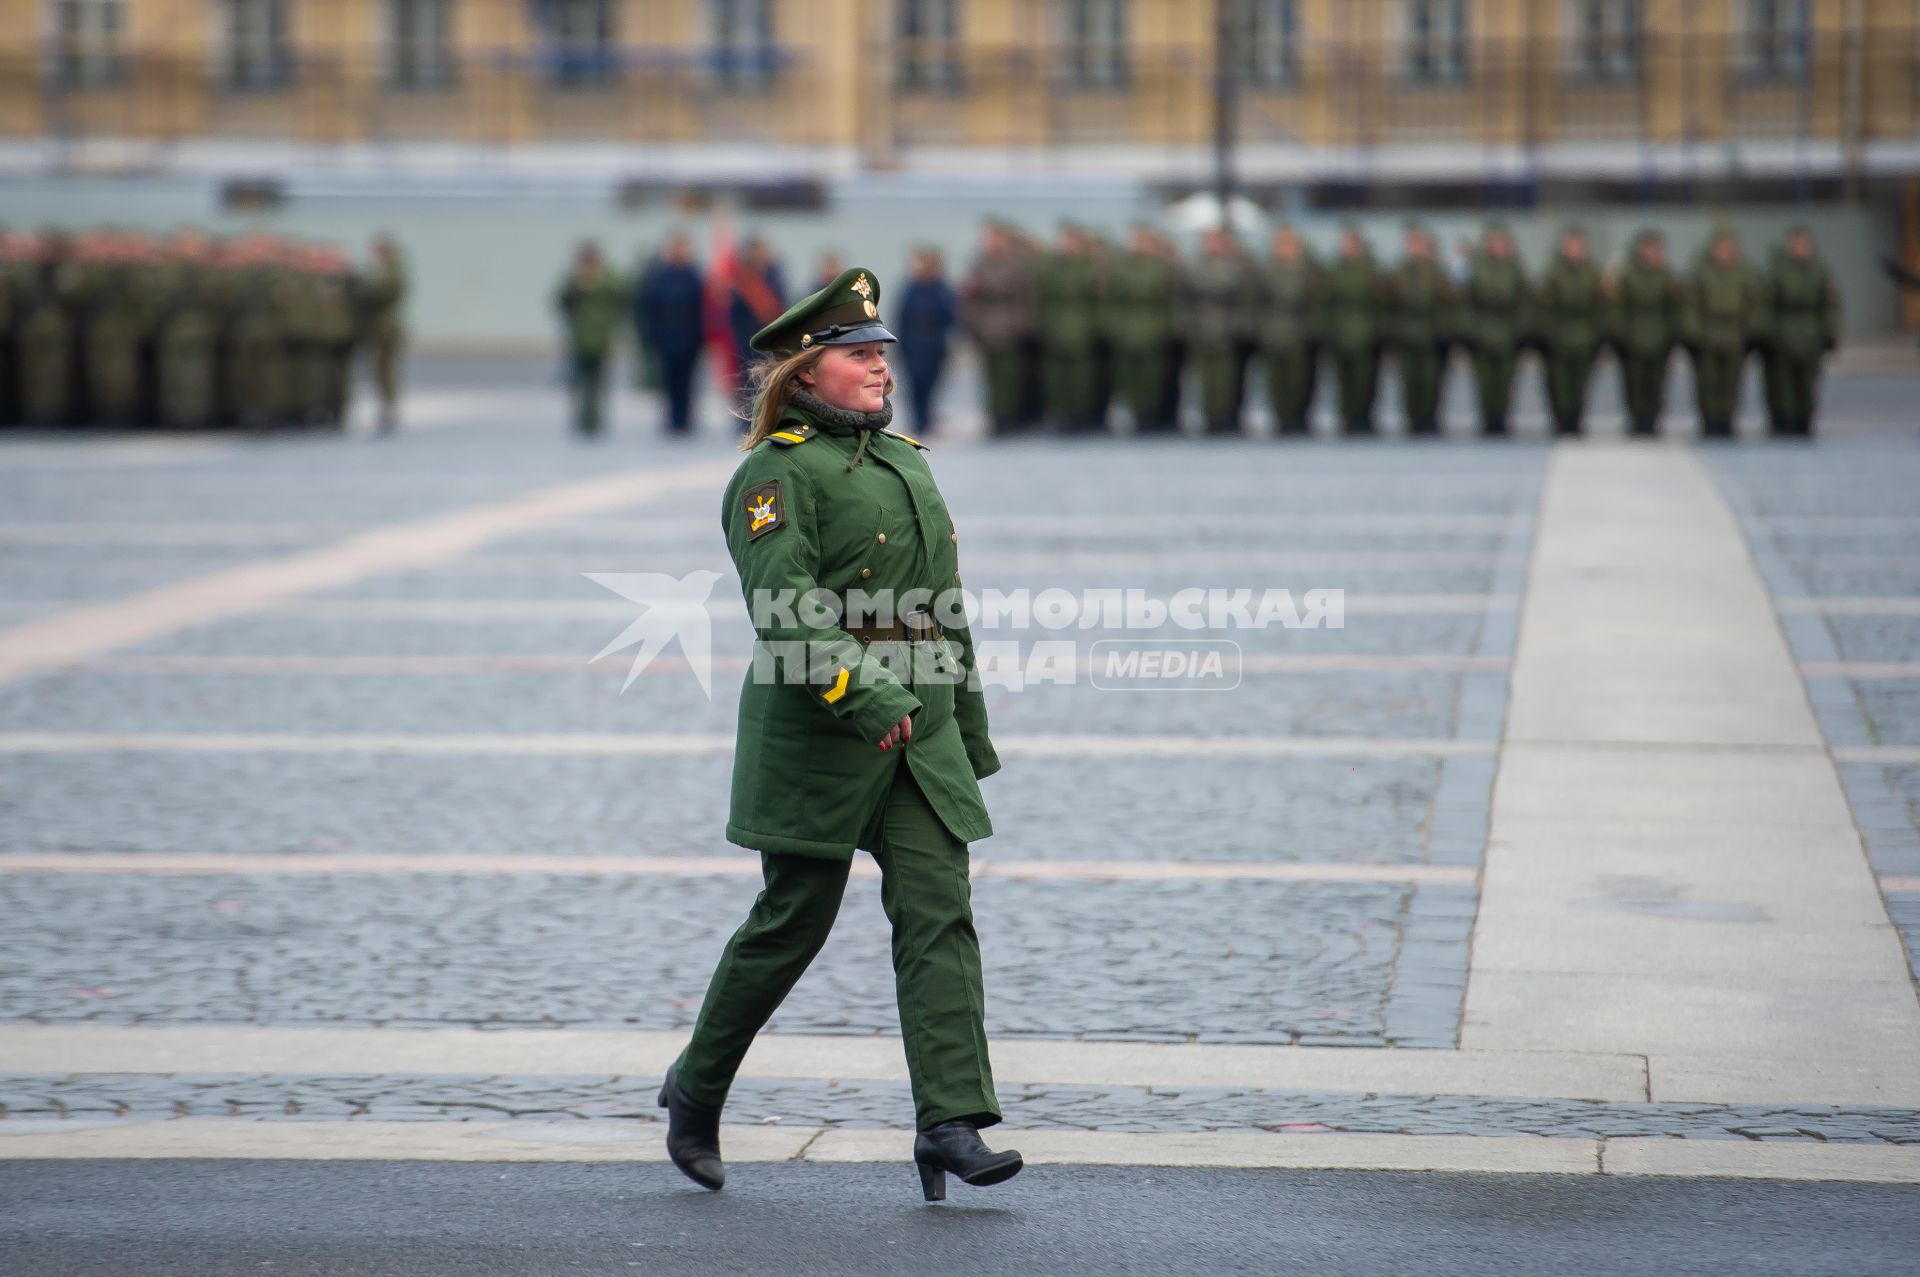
[634,231,706,435]
[893,246,958,437]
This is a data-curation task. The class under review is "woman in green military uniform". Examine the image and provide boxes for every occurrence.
[658,266,1021,1204]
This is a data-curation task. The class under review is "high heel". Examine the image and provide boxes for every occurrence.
[657,1063,726,1191]
[911,1118,1022,1202]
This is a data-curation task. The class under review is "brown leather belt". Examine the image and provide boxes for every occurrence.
[845,615,944,644]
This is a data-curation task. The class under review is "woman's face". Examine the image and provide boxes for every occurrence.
[802,343,890,414]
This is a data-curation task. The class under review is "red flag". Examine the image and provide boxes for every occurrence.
[705,209,740,401]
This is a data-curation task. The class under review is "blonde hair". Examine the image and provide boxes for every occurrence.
[736,346,900,451]
[737,348,825,451]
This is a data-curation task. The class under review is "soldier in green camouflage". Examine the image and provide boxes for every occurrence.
[76,230,152,426]
[1086,229,1118,432]
[1683,229,1762,439]
[1036,224,1102,432]
[958,221,1037,436]
[555,240,630,437]
[1103,224,1179,432]
[221,236,294,429]
[1610,230,1684,437]
[1758,227,1840,438]
[0,229,25,426]
[1386,223,1456,436]
[18,230,83,427]
[1462,224,1528,437]
[154,229,221,429]
[1258,224,1321,437]
[1186,227,1257,434]
[1152,229,1190,429]
[1322,225,1383,435]
[356,235,408,433]
[1535,227,1605,436]
[310,246,359,427]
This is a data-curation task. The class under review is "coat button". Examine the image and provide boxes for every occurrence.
[950,531,957,544]
[953,571,961,581]
[861,568,872,579]
[876,533,887,544]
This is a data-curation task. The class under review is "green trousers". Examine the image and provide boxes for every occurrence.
[1692,346,1744,436]
[1114,343,1173,431]
[1546,350,1595,435]
[1621,350,1670,435]
[1263,343,1316,434]
[983,347,1028,433]
[1471,349,1516,433]
[1395,343,1444,433]
[674,759,1001,1132]
[571,350,608,435]
[1763,351,1821,436]
[1332,345,1379,433]
[1195,345,1245,433]
[1042,344,1098,428]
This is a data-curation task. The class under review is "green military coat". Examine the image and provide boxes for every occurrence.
[1102,250,1176,352]
[720,406,1000,860]
[1464,255,1529,353]
[1765,252,1840,359]
[1613,260,1684,358]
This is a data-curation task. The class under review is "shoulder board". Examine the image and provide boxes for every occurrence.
[888,431,930,451]
[768,424,817,446]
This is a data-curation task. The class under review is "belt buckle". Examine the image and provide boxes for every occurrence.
[903,609,938,644]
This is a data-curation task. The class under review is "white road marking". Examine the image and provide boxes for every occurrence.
[0,731,1493,759]
[0,459,735,685]
[0,851,1478,886]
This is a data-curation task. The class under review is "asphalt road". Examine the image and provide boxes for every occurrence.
[4,1161,1918,1276]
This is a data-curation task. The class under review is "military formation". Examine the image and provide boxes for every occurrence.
[959,220,1842,439]
[0,227,407,432]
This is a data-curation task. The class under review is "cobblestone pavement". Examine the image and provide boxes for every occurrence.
[1708,447,1920,990]
[0,393,1540,1063]
[4,1071,1918,1145]
[0,872,1473,1047]
[0,751,1485,865]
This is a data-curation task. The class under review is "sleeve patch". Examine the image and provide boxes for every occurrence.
[821,666,851,705]
[743,479,786,541]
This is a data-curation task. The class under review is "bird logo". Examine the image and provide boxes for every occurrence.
[583,570,723,698]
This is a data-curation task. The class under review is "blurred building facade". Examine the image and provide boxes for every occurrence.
[3,1,1918,192]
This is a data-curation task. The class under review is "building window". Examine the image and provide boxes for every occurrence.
[1058,0,1128,89]
[539,0,616,88]
[389,0,455,91]
[1568,0,1639,82]
[1401,0,1467,86]
[898,0,961,91]
[710,0,776,90]
[52,0,127,89]
[222,0,292,90]
[1228,0,1301,89]
[1740,0,1809,81]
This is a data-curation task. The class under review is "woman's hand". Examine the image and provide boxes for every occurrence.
[878,714,914,751]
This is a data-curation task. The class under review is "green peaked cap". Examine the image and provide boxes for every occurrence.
[749,266,897,357]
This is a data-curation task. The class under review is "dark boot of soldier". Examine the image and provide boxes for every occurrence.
[657,1062,725,1190]
[913,1118,1022,1202]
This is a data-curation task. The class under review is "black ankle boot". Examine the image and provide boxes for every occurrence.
[912,1119,1023,1202]
[657,1063,725,1190]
